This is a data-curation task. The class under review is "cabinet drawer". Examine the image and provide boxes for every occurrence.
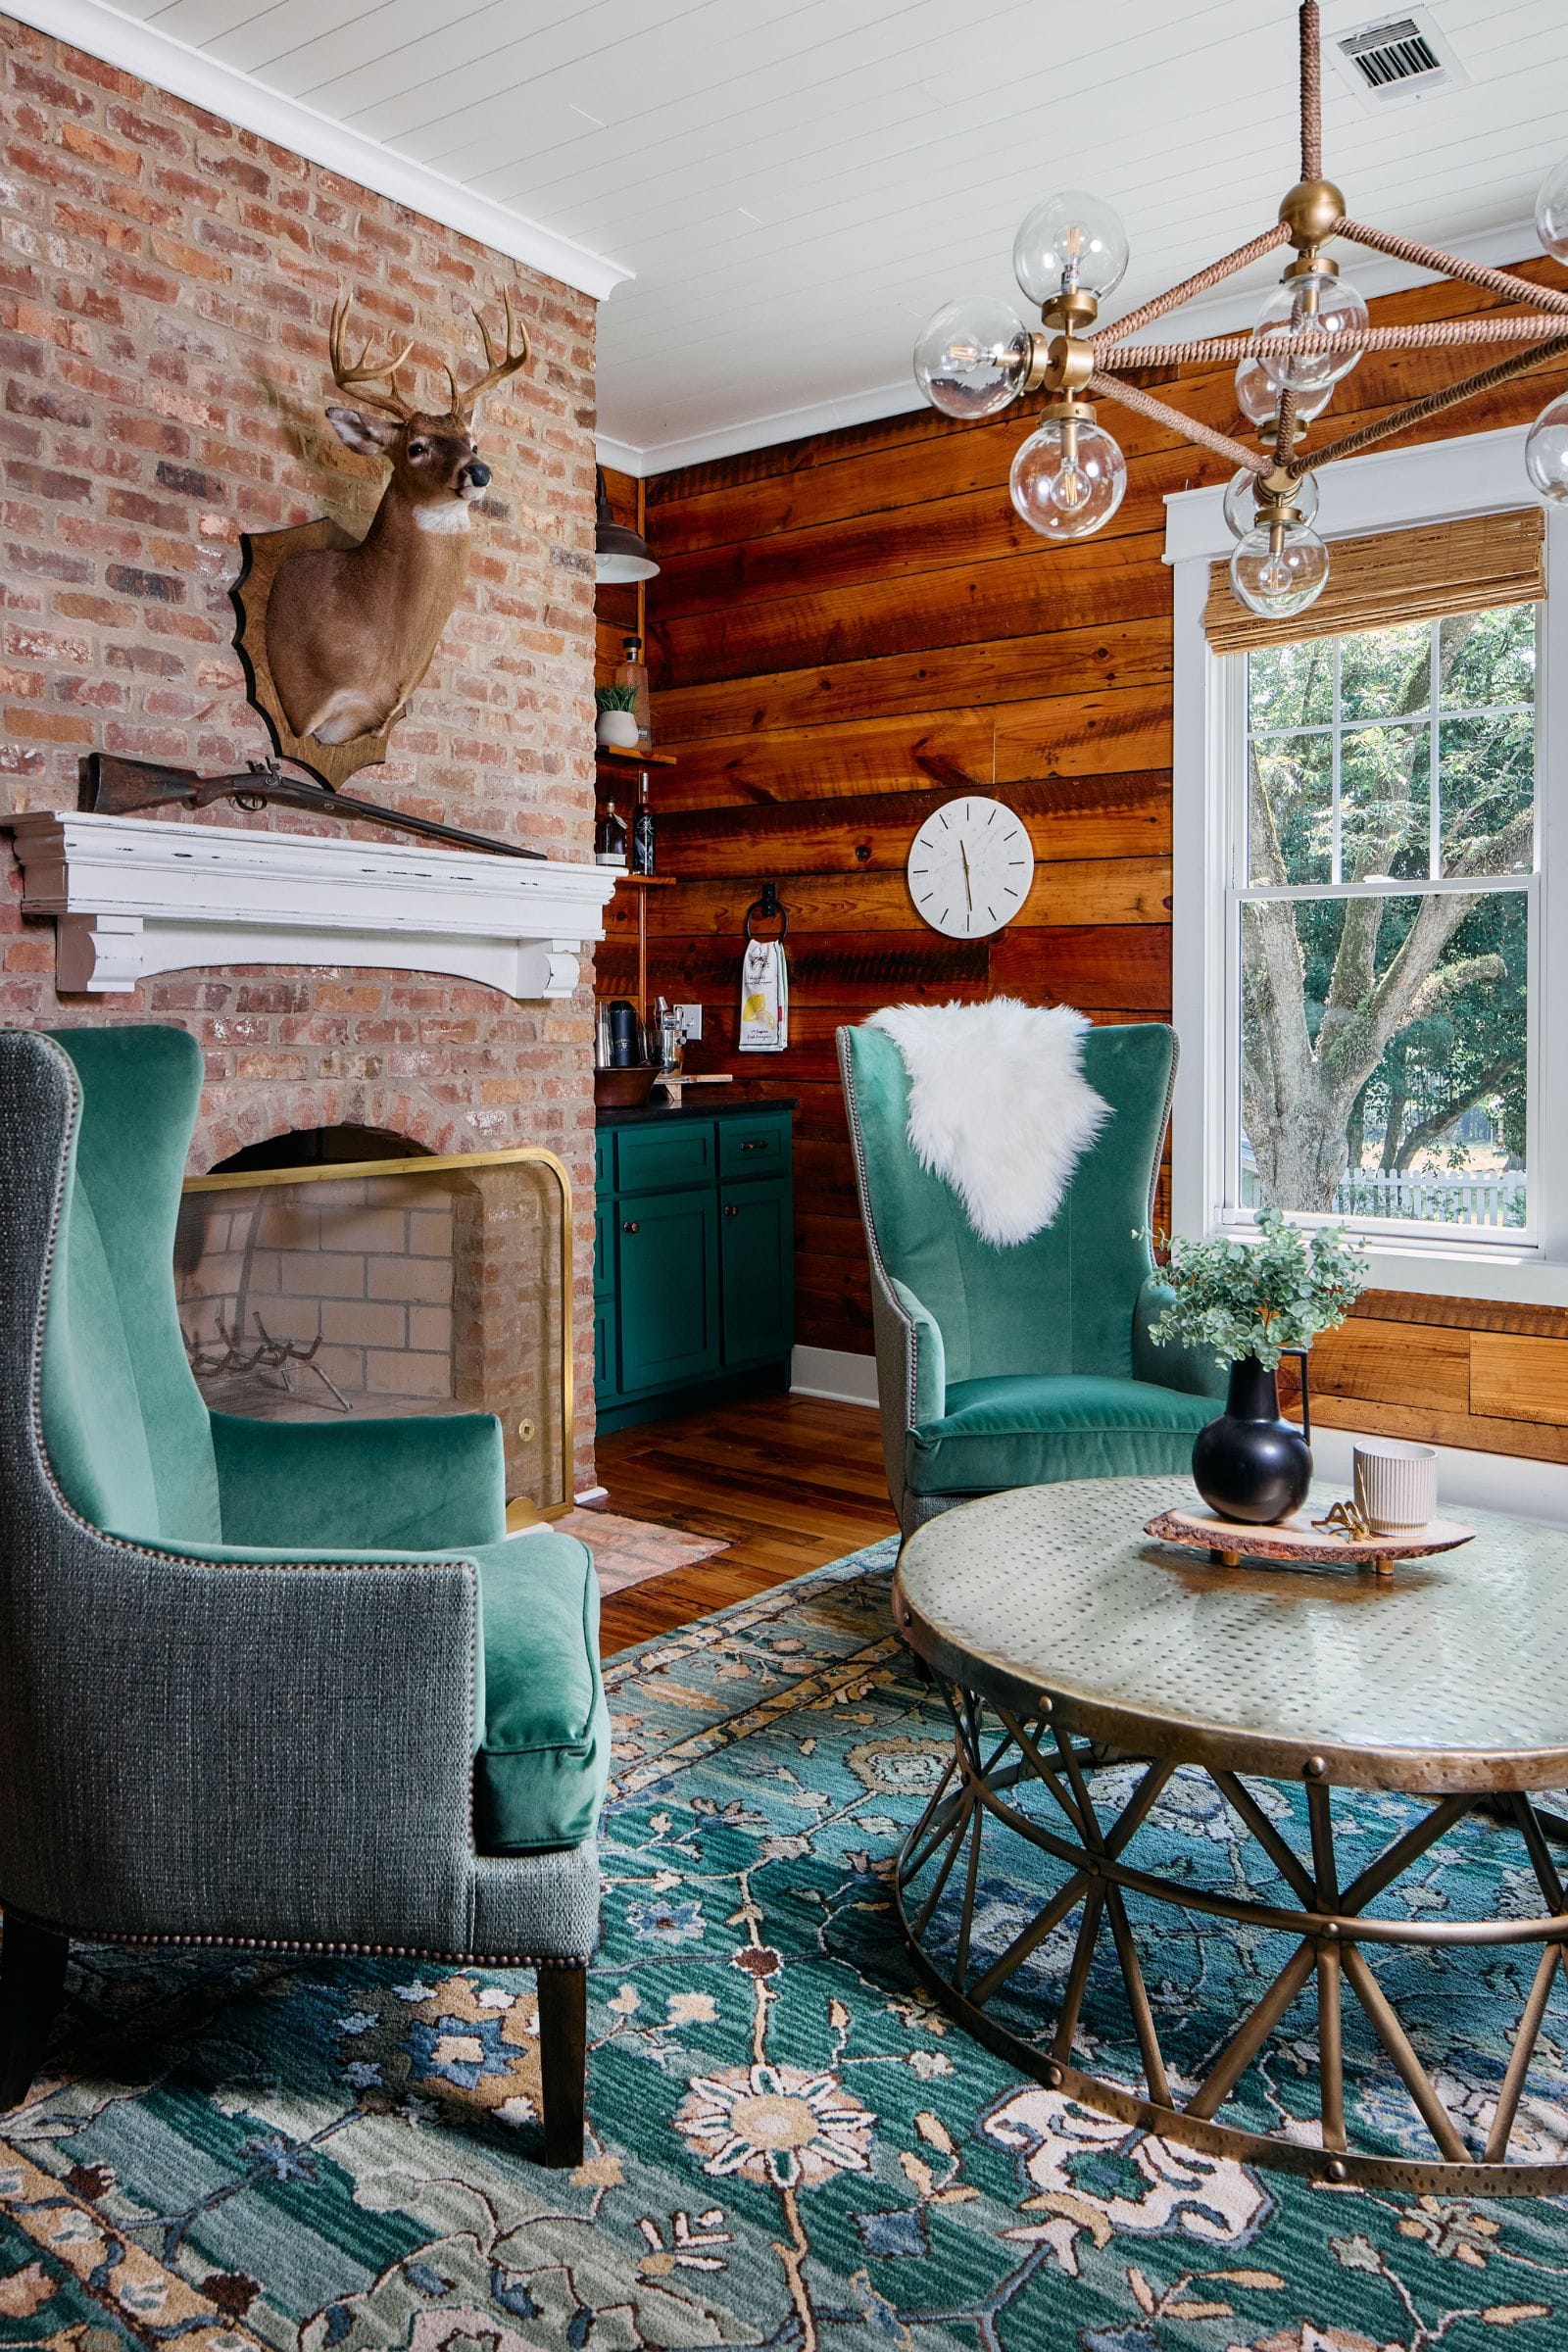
[719,1113,790,1182]
[615,1119,715,1196]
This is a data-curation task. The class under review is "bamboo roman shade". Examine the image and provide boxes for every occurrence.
[1203,507,1545,654]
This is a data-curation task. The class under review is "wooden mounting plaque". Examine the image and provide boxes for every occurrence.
[230,518,397,791]
[1146,1502,1476,1579]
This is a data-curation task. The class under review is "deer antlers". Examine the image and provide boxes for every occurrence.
[328,288,530,425]
[446,287,530,422]
[327,294,416,420]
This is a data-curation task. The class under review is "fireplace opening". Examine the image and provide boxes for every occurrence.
[174,1126,571,1521]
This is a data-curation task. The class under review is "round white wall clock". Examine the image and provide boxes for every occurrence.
[906,795,1034,939]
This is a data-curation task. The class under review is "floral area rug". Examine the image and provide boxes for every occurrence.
[3,1540,1568,2349]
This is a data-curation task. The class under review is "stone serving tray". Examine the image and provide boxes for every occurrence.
[1145,1503,1477,1579]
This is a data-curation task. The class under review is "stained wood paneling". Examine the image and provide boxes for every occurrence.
[597,254,1568,1429]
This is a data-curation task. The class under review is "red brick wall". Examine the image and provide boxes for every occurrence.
[0,17,603,1483]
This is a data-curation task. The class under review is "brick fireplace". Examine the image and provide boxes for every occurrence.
[0,19,605,1485]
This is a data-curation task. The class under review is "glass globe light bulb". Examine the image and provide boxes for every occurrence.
[1223,465,1320,540]
[1537,156,1568,264]
[1229,519,1331,617]
[1525,392,1568,502]
[1234,355,1332,430]
[1008,414,1127,541]
[1251,269,1369,393]
[1013,189,1129,307]
[912,297,1032,419]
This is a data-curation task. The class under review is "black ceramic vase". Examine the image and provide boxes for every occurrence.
[1191,1356,1312,1525]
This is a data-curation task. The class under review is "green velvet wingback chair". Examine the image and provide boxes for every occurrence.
[0,1026,606,2163]
[839,1019,1225,1534]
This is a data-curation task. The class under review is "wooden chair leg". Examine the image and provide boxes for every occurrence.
[0,1915,69,2112]
[537,1962,587,2169]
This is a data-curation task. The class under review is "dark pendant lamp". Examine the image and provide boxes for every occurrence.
[595,467,659,583]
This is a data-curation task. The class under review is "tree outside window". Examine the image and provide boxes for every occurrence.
[1238,605,1535,1230]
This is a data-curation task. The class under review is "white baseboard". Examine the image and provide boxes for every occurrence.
[1308,1423,1568,1531]
[790,1345,879,1406]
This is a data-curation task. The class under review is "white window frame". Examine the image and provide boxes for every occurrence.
[1166,422,1568,1306]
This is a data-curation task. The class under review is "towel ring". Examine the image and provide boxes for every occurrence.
[744,882,788,942]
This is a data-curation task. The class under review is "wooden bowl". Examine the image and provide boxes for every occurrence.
[594,1064,660,1109]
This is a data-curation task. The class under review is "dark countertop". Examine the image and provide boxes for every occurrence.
[597,1092,797,1127]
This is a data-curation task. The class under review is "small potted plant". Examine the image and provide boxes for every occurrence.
[1147,1208,1369,1525]
[596,683,639,749]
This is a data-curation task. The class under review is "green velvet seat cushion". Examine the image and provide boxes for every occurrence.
[907,1373,1216,1495]
[471,1531,609,1855]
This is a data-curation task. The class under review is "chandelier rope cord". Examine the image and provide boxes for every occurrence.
[1299,0,1321,181]
[1333,220,1568,317]
[1283,332,1568,476]
[1084,371,1271,476]
[1088,224,1293,357]
[1096,316,1568,371]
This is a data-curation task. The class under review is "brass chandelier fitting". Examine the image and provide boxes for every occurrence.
[913,1,1568,616]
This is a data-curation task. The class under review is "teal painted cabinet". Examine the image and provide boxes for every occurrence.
[596,1107,793,1433]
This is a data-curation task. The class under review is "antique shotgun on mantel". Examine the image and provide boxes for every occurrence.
[80,751,544,862]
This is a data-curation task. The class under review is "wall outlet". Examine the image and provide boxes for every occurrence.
[676,1003,703,1040]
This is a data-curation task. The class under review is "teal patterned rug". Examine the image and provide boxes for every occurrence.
[4,1540,1568,2350]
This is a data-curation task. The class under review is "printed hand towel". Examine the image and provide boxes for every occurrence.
[739,938,789,1053]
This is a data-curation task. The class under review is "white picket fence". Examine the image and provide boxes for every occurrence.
[1330,1170,1526,1227]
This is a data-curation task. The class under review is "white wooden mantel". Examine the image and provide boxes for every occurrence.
[5,811,620,1000]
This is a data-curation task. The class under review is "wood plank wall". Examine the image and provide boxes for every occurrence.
[592,255,1568,1452]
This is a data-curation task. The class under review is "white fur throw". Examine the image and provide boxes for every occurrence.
[868,998,1110,1248]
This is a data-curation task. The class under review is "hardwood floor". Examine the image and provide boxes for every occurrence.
[593,1393,898,1654]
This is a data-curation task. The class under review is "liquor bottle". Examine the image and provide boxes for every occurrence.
[595,800,627,868]
[615,634,653,749]
[631,771,656,875]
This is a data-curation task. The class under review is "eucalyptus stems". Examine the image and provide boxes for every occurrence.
[1147,1207,1369,1371]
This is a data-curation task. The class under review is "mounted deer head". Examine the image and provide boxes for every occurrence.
[248,289,530,761]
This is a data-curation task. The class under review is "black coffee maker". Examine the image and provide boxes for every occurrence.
[599,999,646,1069]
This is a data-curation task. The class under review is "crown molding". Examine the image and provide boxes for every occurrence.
[8,0,632,304]
[596,377,927,479]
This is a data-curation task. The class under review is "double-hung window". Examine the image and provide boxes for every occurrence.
[1169,428,1568,1299]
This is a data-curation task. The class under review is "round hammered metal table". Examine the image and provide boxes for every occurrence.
[892,1473,1568,2193]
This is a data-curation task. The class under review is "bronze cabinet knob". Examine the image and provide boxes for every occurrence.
[622,1219,640,1234]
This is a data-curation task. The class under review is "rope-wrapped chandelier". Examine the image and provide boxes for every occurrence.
[913,0,1568,617]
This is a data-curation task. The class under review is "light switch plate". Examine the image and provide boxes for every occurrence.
[676,1003,703,1039]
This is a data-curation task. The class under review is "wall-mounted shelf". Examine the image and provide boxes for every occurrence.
[595,745,678,768]
[615,872,679,888]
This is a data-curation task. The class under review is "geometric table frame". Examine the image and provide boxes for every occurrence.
[894,1503,1568,2196]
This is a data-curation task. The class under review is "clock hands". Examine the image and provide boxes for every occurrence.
[959,836,973,916]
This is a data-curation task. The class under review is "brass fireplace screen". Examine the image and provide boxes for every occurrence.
[175,1148,573,1525]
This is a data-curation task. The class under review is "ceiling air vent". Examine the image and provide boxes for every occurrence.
[1331,9,1468,107]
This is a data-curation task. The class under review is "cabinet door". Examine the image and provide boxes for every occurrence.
[616,1188,720,1393]
[720,1178,793,1369]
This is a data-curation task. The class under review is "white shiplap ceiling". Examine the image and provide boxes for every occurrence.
[20,0,1568,471]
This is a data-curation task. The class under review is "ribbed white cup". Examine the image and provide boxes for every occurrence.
[1352,1438,1438,1533]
